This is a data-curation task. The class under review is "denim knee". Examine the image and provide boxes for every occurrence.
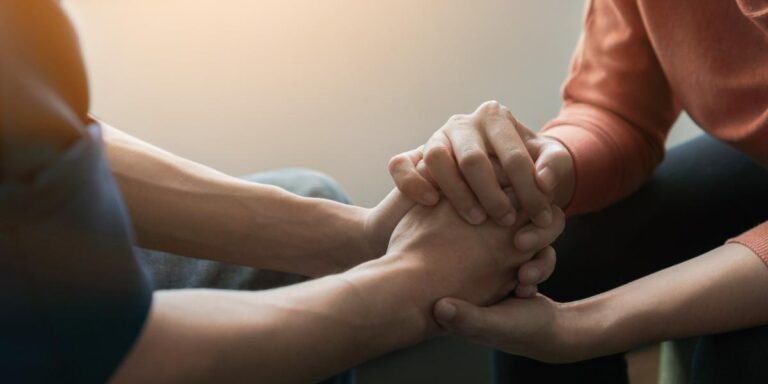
[242,168,351,204]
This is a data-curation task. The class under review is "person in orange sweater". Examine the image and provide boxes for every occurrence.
[390,1,768,382]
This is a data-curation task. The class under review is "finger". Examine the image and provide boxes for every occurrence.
[445,128,515,226]
[423,132,486,225]
[415,158,434,183]
[515,284,538,298]
[514,206,566,252]
[503,186,522,212]
[388,148,440,205]
[489,156,511,187]
[517,246,557,286]
[499,278,519,299]
[533,140,573,195]
[434,298,506,340]
[509,111,537,141]
[484,114,553,227]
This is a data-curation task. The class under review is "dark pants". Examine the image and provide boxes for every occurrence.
[495,135,768,384]
[134,168,355,384]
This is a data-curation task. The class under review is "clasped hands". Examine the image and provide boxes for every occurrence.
[361,101,588,362]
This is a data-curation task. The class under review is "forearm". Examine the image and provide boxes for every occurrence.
[575,243,768,357]
[101,122,370,277]
[111,254,440,384]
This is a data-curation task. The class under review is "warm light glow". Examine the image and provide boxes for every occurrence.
[62,0,585,206]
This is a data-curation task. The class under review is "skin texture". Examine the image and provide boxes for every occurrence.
[389,100,575,229]
[102,121,563,281]
[111,200,565,384]
[1,1,558,284]
[388,102,572,295]
[101,122,409,277]
[3,2,566,382]
[435,243,768,363]
[387,201,564,306]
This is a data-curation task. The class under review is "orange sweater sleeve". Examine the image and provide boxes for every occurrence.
[541,0,681,215]
[728,222,768,266]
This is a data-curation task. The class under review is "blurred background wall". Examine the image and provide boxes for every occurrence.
[63,1,700,382]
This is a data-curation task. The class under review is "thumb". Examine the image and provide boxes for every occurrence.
[534,142,572,195]
[434,298,503,338]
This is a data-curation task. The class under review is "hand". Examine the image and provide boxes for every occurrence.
[386,200,565,307]
[361,189,417,261]
[388,100,574,229]
[360,189,561,297]
[433,283,596,363]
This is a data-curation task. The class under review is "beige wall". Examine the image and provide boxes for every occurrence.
[65,0,699,207]
[63,0,588,207]
[64,0,698,207]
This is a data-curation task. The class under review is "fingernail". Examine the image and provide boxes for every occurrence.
[422,192,439,205]
[435,301,457,322]
[535,209,552,227]
[537,167,556,192]
[498,212,516,226]
[517,231,539,251]
[467,207,486,224]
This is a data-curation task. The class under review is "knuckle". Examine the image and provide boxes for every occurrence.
[502,149,531,170]
[486,196,511,214]
[447,113,468,124]
[423,145,452,166]
[480,100,502,114]
[387,154,407,174]
[400,175,424,194]
[457,148,487,170]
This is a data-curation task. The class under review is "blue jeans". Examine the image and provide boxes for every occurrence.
[135,168,355,384]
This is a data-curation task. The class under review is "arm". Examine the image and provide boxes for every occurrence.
[434,243,768,363]
[584,244,768,358]
[100,122,406,277]
[4,0,386,277]
[389,0,683,226]
[112,200,566,383]
[112,256,440,384]
[541,0,681,215]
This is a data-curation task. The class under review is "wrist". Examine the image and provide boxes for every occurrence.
[344,252,443,340]
[237,185,374,277]
[302,198,375,276]
[327,200,374,255]
[562,291,635,361]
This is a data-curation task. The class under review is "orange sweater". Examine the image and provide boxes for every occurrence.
[541,0,768,264]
